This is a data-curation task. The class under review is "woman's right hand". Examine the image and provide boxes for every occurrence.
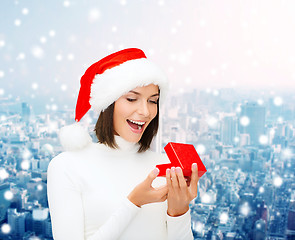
[127,168,168,207]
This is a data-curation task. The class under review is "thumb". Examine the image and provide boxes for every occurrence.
[145,168,159,185]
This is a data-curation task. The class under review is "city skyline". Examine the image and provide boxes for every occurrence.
[1,87,295,239]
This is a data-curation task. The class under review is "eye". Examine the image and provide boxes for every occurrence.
[127,98,136,102]
[149,99,159,104]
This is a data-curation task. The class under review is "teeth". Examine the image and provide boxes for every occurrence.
[138,126,142,130]
[129,119,145,125]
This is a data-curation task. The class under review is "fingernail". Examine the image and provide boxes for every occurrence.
[166,168,170,174]
[176,167,181,174]
[192,163,197,170]
[153,168,159,175]
[171,167,175,172]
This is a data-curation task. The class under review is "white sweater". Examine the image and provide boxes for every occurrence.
[47,136,194,240]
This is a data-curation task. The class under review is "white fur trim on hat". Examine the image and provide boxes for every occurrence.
[59,122,92,151]
[89,58,169,113]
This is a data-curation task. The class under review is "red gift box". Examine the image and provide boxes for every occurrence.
[156,142,207,178]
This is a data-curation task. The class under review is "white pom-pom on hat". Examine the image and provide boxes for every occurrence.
[59,122,92,151]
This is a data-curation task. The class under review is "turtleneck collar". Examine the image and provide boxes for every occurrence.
[113,135,140,153]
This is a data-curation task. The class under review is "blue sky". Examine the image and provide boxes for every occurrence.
[1,0,295,113]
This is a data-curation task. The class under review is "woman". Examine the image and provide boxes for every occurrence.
[47,48,199,240]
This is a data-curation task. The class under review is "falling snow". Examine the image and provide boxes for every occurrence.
[4,191,14,201]
[273,176,283,187]
[196,144,206,155]
[1,223,11,234]
[273,97,283,106]
[88,8,101,23]
[31,46,44,59]
[240,116,250,127]
[22,8,29,15]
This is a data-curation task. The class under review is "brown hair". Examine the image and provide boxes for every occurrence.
[94,102,159,153]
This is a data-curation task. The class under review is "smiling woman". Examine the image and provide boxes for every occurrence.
[47,48,197,240]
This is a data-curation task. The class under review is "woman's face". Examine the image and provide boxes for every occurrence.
[113,84,159,143]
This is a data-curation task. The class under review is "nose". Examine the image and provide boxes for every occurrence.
[137,101,150,117]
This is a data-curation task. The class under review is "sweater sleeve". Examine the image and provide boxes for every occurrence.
[166,209,194,240]
[47,153,141,240]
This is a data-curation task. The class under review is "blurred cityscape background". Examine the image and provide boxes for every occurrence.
[1,0,295,239]
[1,88,295,239]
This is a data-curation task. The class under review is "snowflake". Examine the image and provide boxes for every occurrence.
[273,97,283,106]
[4,191,14,201]
[63,1,70,7]
[259,135,268,145]
[240,116,250,127]
[0,168,9,180]
[88,8,101,23]
[201,193,211,203]
[21,160,30,170]
[273,176,283,187]
[257,99,264,105]
[32,83,38,90]
[14,19,21,26]
[1,223,11,234]
[195,222,204,233]
[22,8,29,15]
[196,144,206,155]
[240,202,250,216]
[67,53,74,60]
[49,30,56,37]
[56,54,63,61]
[51,104,58,111]
[259,186,264,193]
[40,36,47,43]
[61,84,67,91]
[120,0,127,5]
[0,40,5,47]
[31,46,44,59]
[220,212,229,224]
[16,53,25,60]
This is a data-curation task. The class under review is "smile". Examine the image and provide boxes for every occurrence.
[127,119,146,133]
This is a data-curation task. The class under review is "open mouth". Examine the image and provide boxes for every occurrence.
[127,119,146,131]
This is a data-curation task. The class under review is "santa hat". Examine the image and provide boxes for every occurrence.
[59,48,169,151]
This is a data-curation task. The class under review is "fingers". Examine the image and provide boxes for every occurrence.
[166,168,172,190]
[145,168,159,185]
[166,167,187,190]
[189,163,199,196]
[170,167,179,188]
[175,167,187,189]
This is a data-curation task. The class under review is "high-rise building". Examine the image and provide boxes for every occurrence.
[21,102,31,123]
[7,208,28,236]
[0,183,11,223]
[221,115,237,145]
[286,201,295,239]
[239,102,266,145]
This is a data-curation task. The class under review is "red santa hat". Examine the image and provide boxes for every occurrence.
[59,48,169,151]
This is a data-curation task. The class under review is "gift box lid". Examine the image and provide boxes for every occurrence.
[156,142,207,178]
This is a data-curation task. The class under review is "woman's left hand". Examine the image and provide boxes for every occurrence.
[166,163,199,217]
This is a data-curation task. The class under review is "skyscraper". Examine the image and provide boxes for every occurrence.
[239,102,266,145]
[221,115,237,145]
[21,102,31,123]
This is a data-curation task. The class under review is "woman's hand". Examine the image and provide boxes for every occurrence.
[128,168,168,207]
[166,163,199,217]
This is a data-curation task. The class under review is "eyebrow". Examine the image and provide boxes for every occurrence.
[129,90,159,97]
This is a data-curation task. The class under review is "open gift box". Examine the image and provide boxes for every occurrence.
[156,142,207,178]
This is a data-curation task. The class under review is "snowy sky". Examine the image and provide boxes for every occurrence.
[1,0,295,112]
